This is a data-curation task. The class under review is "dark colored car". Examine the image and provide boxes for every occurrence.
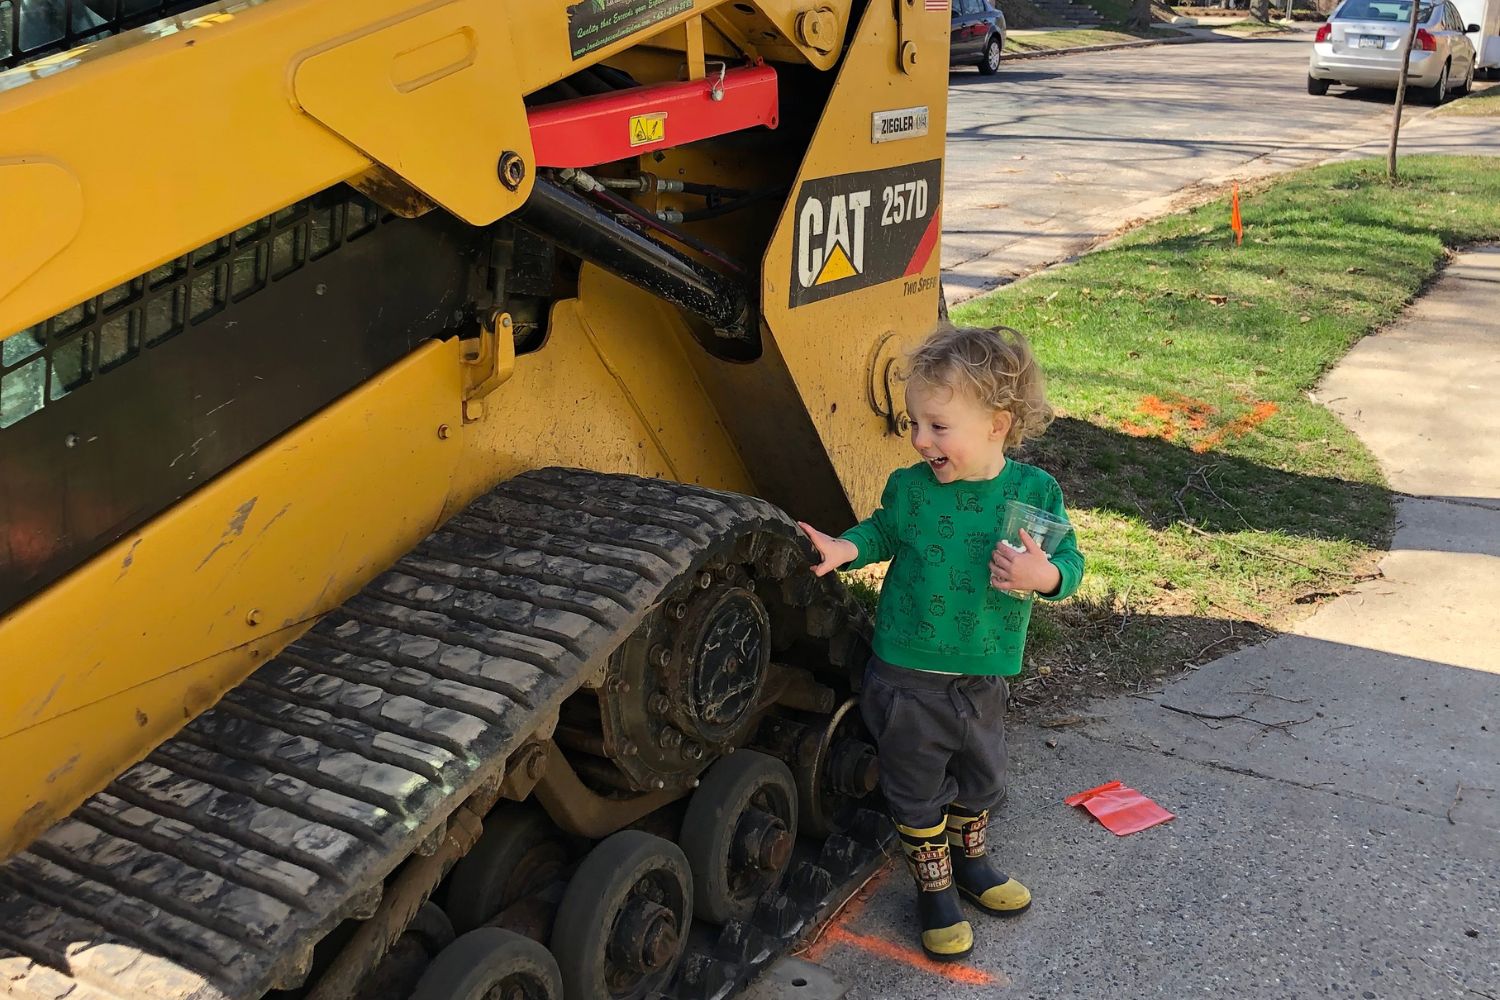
[951,0,1007,74]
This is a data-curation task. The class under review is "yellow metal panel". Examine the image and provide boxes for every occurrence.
[0,159,82,303]
[759,0,951,517]
[291,0,534,225]
[0,623,305,858]
[448,266,755,507]
[0,340,463,743]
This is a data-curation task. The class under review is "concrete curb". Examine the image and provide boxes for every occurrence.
[1000,23,1313,62]
[1001,33,1204,61]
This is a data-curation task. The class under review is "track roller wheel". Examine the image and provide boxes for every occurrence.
[446,803,571,933]
[680,750,798,925]
[409,927,562,1000]
[552,830,693,1000]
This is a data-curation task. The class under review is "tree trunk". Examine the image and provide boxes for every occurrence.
[1252,0,1270,23]
[1386,0,1423,181]
[1126,0,1152,31]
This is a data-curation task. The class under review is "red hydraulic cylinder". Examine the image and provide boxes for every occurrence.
[528,65,779,168]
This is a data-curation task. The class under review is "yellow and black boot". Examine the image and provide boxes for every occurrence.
[947,808,1032,916]
[896,819,974,961]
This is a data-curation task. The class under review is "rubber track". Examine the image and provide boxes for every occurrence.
[0,469,816,1000]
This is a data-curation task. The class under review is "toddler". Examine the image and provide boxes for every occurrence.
[799,323,1084,961]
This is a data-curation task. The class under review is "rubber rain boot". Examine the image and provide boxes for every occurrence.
[947,808,1031,916]
[896,818,974,961]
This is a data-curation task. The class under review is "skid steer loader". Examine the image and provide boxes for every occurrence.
[0,1,951,996]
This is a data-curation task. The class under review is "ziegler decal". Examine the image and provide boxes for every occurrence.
[567,0,694,60]
[789,159,943,308]
[872,106,930,144]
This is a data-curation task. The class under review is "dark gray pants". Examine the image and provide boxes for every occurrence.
[860,656,1009,828]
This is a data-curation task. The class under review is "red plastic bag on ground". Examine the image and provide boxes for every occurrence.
[1065,780,1174,836]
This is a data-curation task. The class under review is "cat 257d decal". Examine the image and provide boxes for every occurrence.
[789,159,943,308]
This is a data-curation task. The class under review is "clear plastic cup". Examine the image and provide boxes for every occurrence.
[998,499,1072,557]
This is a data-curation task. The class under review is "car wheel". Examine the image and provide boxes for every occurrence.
[1419,61,1449,105]
[1307,75,1330,96]
[978,35,1002,75]
[1455,63,1473,97]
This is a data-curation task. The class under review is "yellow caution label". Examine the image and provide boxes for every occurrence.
[629,112,667,147]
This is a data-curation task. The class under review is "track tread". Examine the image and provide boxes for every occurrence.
[0,469,812,1000]
[138,748,391,850]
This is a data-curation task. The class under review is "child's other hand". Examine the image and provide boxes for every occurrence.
[990,530,1062,594]
[797,522,858,577]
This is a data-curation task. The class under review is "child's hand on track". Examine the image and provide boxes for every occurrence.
[990,530,1062,594]
[797,522,858,577]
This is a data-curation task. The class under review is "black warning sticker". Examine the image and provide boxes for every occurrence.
[567,0,694,60]
[789,159,943,309]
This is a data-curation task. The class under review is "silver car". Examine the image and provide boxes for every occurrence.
[1309,0,1479,102]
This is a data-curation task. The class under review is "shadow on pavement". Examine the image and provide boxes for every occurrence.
[949,68,1066,85]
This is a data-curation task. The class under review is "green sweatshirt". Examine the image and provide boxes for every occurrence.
[839,460,1084,676]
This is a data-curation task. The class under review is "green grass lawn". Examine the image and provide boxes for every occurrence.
[925,156,1500,707]
[1004,27,1184,53]
[1436,84,1500,116]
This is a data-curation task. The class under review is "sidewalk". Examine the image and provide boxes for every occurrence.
[762,251,1500,997]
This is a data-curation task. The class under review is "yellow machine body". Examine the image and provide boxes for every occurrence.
[1,0,949,868]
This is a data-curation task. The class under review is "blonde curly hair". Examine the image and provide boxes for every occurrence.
[905,322,1053,450]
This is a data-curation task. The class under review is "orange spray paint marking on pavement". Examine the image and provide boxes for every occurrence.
[817,925,1004,987]
[799,862,1006,987]
[799,862,890,962]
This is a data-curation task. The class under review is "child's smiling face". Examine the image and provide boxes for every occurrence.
[905,378,1013,483]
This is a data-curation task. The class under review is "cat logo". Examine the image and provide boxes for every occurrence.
[787,159,943,308]
[797,192,872,289]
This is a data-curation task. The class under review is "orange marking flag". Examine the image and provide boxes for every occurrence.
[1230,184,1244,246]
[1066,781,1174,836]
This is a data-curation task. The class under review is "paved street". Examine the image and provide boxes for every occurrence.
[942,31,1500,302]
[751,34,1500,1000]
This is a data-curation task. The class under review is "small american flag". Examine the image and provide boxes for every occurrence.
[925,0,948,10]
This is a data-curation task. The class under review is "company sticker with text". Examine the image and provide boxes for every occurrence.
[872,106,930,144]
[567,0,693,60]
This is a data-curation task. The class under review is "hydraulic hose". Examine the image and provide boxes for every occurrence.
[513,178,758,361]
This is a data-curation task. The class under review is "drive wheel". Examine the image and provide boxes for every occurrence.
[681,750,799,924]
[552,831,693,1000]
[799,698,879,839]
[1307,75,1329,95]
[410,927,562,1000]
[978,35,1002,75]
[445,804,571,933]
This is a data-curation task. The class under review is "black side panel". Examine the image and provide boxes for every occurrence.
[0,191,485,615]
